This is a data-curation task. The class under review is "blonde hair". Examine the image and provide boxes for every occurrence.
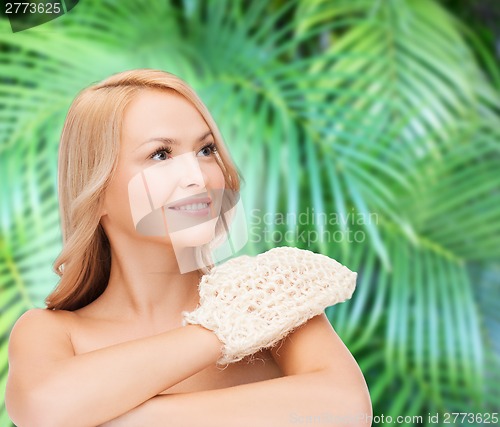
[45,69,240,311]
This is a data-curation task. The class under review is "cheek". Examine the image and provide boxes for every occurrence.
[140,164,177,209]
[127,171,153,228]
[127,164,177,230]
[102,169,138,230]
[105,170,130,211]
[206,162,226,189]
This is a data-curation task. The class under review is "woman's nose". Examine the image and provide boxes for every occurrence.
[177,152,206,189]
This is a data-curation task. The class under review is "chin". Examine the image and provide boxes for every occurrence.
[169,217,218,248]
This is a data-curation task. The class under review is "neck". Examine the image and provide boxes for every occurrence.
[94,232,202,327]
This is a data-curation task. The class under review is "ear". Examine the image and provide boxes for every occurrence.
[99,196,108,218]
[99,210,109,229]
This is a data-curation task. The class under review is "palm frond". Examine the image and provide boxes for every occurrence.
[0,0,499,425]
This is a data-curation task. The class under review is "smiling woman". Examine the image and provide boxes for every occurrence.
[46,69,240,311]
[4,69,371,427]
[101,89,229,274]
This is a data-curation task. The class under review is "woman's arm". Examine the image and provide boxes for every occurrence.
[5,309,222,427]
[103,314,373,427]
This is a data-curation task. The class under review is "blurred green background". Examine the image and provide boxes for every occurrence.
[1,0,499,425]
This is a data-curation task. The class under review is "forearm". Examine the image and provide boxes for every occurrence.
[108,371,372,427]
[31,325,221,427]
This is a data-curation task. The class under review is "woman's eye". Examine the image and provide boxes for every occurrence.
[197,143,217,157]
[150,147,172,161]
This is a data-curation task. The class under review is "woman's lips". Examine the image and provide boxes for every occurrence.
[167,197,212,217]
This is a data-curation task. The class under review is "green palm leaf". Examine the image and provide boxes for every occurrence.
[1,1,499,425]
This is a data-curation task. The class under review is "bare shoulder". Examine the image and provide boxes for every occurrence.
[10,308,73,337]
[270,313,354,375]
[8,308,76,362]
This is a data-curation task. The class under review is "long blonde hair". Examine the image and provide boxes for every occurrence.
[45,69,240,311]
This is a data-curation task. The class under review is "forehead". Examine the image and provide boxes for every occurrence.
[121,89,210,146]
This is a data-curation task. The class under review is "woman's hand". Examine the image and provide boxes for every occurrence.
[183,246,357,364]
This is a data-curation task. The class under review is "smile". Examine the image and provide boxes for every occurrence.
[166,196,213,217]
[171,202,210,211]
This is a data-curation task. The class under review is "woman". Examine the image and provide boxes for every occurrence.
[5,69,372,426]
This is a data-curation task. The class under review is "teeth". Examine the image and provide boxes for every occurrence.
[174,202,209,211]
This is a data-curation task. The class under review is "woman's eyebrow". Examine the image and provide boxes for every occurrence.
[138,137,179,148]
[136,131,213,151]
[198,131,213,141]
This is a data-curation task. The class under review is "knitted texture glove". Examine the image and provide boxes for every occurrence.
[182,246,357,364]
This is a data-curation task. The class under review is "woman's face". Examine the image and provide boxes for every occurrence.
[101,89,226,254]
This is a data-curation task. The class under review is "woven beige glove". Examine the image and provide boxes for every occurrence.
[182,246,357,365]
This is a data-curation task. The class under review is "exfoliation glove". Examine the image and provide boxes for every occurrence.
[183,246,357,364]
